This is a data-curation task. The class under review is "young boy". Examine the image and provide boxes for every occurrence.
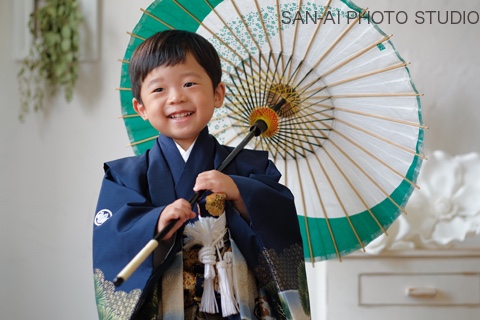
[93,30,310,320]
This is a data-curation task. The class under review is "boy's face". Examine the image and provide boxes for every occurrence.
[133,53,225,150]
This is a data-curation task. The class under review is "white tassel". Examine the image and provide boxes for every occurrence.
[184,214,228,315]
[216,252,239,317]
[198,246,216,279]
[224,251,234,291]
[200,276,218,314]
[198,245,218,314]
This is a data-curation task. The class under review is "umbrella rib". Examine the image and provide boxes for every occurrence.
[335,118,426,160]
[289,0,332,85]
[277,113,332,139]
[326,136,410,217]
[295,34,393,95]
[139,8,174,30]
[318,93,422,99]
[302,62,410,98]
[265,134,310,160]
[127,135,158,147]
[277,55,296,87]
[275,0,286,72]
[224,52,282,106]
[289,7,368,93]
[285,0,303,80]
[269,116,332,159]
[300,118,368,262]
[229,0,270,67]
[221,103,251,129]
[127,31,146,41]
[225,53,295,112]
[236,61,258,114]
[324,145,388,240]
[119,114,140,119]
[253,0,274,54]
[222,105,250,126]
[293,95,334,113]
[260,52,278,106]
[267,126,306,160]
[314,148,366,254]
[305,162,342,262]
[319,34,393,80]
[334,106,427,129]
[326,62,410,90]
[310,8,368,72]
[203,0,262,70]
[300,0,332,61]
[250,54,261,108]
[299,133,342,261]
[288,106,334,126]
[227,71,256,116]
[273,130,325,149]
[332,129,421,189]
[290,115,354,261]
[293,153,316,264]
[283,109,334,129]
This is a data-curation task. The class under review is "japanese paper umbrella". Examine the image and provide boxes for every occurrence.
[118,0,425,263]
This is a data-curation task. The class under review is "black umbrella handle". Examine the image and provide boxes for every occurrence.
[113,119,267,287]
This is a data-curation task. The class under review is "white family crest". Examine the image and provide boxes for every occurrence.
[94,209,113,226]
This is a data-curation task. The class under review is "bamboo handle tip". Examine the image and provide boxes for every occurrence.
[114,277,124,287]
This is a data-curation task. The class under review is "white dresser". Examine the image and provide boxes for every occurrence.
[307,249,480,320]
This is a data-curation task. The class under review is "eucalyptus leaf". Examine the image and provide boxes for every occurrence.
[61,39,71,52]
[17,0,83,121]
[61,25,72,38]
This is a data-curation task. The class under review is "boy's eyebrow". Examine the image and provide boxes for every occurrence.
[145,71,202,87]
[178,71,202,79]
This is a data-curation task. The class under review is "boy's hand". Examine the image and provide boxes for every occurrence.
[194,170,248,219]
[193,170,240,201]
[158,199,196,239]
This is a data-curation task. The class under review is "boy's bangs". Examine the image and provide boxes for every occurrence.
[152,42,188,68]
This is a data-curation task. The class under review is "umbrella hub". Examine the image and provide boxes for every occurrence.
[267,83,301,118]
[248,107,279,138]
[248,83,302,139]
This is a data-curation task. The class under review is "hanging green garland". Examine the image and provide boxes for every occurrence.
[17,0,82,121]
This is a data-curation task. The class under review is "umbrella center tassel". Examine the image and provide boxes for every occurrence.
[249,107,279,138]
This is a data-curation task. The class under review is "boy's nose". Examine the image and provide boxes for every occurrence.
[167,89,186,104]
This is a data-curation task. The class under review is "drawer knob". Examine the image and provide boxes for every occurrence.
[406,287,438,298]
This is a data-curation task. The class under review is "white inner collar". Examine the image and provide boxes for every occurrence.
[175,140,196,162]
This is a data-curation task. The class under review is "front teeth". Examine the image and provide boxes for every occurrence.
[169,112,192,119]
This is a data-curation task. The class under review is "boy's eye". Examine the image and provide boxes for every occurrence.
[184,82,195,88]
[153,88,164,93]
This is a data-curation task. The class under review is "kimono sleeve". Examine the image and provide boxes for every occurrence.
[92,158,165,293]
[227,155,311,318]
[229,159,300,252]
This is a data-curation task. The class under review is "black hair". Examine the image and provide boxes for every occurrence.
[128,30,222,103]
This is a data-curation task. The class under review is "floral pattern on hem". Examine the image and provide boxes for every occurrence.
[94,268,142,320]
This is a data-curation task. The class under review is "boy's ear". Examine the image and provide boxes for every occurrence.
[132,98,148,120]
[214,82,226,109]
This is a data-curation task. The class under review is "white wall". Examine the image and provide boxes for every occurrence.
[0,0,478,319]
[353,0,480,155]
[0,1,151,319]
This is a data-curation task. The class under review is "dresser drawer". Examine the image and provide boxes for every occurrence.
[359,273,480,306]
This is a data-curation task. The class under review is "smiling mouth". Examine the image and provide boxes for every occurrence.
[169,111,193,119]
